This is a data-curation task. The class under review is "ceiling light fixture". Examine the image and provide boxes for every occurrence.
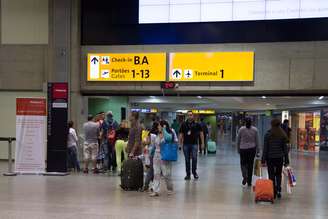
[261,96,267,99]
[266,103,270,106]
[319,96,324,100]
[197,96,202,99]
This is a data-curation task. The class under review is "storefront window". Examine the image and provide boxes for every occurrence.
[320,109,328,151]
[296,111,321,152]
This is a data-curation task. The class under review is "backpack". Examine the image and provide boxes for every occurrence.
[107,128,116,146]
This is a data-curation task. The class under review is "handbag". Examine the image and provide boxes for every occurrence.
[160,142,178,161]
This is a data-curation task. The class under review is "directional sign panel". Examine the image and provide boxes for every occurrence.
[87,53,166,82]
[169,52,254,82]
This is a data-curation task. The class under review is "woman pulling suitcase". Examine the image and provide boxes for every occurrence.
[262,118,289,199]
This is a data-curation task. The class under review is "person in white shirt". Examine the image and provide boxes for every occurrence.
[67,121,81,172]
[150,120,177,197]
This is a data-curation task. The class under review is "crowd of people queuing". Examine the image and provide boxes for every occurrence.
[67,109,292,199]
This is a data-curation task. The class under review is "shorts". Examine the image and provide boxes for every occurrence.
[83,142,99,161]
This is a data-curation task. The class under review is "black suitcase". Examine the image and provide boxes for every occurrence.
[120,158,144,191]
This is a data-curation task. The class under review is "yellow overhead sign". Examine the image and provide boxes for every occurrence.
[88,53,166,81]
[192,109,216,114]
[169,52,254,82]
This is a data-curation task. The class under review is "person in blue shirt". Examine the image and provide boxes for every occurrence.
[100,111,119,172]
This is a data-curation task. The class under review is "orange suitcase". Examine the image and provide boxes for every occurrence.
[254,179,274,203]
[254,167,274,203]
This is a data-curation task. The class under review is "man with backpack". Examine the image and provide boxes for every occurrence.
[101,111,119,173]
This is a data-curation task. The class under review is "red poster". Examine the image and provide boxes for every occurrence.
[52,83,68,99]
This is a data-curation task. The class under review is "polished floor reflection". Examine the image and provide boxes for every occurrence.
[0,139,328,218]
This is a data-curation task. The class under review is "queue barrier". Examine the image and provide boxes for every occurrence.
[0,137,17,176]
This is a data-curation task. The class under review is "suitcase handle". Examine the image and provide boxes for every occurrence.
[259,166,269,179]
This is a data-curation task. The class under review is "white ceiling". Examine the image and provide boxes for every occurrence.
[129,96,328,111]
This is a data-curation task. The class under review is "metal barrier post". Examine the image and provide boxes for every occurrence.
[3,138,17,176]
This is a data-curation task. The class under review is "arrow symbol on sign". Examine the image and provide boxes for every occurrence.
[186,71,191,77]
[173,70,181,78]
[91,57,99,64]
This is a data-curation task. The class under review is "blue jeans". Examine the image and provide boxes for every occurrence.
[102,140,117,171]
[183,144,198,176]
[68,146,80,171]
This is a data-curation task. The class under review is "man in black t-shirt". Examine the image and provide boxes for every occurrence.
[179,111,205,180]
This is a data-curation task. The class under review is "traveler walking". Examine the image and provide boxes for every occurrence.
[199,118,209,155]
[207,122,212,140]
[179,111,205,180]
[281,119,292,152]
[262,118,289,199]
[67,121,81,172]
[150,121,177,197]
[83,115,100,174]
[115,120,129,175]
[237,117,260,187]
[127,112,143,157]
[171,119,180,136]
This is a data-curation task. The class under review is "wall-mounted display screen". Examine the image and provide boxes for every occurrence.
[140,0,328,23]
[81,0,328,45]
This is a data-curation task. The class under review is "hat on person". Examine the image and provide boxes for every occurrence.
[106,111,113,116]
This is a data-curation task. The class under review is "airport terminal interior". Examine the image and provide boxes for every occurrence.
[1,0,328,218]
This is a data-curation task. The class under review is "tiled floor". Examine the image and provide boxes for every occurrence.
[0,137,328,218]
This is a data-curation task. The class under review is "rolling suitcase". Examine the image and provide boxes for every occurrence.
[207,140,217,154]
[120,158,144,191]
[254,167,274,203]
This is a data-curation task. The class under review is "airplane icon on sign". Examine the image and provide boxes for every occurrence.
[184,69,193,79]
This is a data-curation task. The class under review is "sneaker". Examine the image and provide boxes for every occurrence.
[277,192,282,199]
[83,169,89,174]
[193,173,199,180]
[242,179,247,187]
[143,185,149,191]
[149,192,159,197]
[93,169,100,174]
[184,175,191,180]
[167,190,174,196]
[149,188,154,193]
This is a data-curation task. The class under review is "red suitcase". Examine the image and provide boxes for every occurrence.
[254,167,274,203]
